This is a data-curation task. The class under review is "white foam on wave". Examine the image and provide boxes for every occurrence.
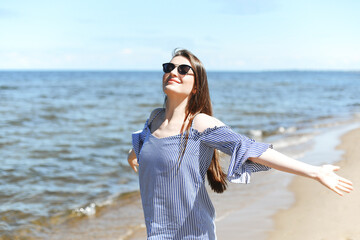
[277,126,297,134]
[74,202,96,216]
[272,133,316,149]
[249,129,263,138]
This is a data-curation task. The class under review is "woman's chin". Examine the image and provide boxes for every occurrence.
[163,86,179,94]
[163,88,191,98]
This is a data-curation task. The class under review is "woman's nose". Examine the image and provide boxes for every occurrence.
[170,67,178,76]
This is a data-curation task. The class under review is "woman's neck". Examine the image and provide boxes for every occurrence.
[164,95,189,123]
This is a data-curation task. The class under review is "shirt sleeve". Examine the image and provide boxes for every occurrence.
[199,126,272,184]
[131,119,149,162]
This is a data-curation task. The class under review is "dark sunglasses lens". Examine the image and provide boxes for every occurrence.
[178,65,191,75]
[163,63,175,73]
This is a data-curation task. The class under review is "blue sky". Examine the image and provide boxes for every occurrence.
[0,0,359,70]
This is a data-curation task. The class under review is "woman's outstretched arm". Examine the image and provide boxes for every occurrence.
[128,149,139,173]
[249,148,353,196]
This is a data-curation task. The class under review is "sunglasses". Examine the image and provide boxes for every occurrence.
[162,63,193,75]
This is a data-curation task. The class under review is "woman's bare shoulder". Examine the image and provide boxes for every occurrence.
[192,113,226,132]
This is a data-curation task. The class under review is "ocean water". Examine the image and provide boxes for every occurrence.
[0,70,359,239]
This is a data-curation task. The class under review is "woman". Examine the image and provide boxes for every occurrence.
[127,49,353,239]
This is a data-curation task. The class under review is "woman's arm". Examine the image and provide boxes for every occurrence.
[128,108,163,173]
[249,148,353,196]
[128,149,139,173]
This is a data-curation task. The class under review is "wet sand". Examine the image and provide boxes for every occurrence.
[49,192,147,240]
[268,127,360,240]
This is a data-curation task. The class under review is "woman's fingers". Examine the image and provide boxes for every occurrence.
[336,176,354,193]
[334,172,353,193]
[331,165,340,171]
[336,184,352,193]
[339,177,353,186]
[130,160,139,173]
[331,186,344,196]
[338,181,353,191]
[127,149,139,173]
[333,174,353,194]
[335,190,344,196]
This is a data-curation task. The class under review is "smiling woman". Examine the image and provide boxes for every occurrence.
[127,49,353,240]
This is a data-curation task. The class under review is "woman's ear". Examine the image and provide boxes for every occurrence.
[192,88,197,94]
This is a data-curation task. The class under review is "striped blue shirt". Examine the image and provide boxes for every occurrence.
[132,110,272,239]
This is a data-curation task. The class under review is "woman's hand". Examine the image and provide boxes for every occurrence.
[127,149,139,173]
[316,165,353,196]
[251,149,353,196]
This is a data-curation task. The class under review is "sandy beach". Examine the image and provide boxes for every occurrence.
[268,127,360,240]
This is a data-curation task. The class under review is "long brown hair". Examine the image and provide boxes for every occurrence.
[164,49,227,193]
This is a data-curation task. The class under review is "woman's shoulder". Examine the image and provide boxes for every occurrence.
[192,113,226,133]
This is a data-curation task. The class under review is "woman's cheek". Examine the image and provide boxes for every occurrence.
[162,75,167,90]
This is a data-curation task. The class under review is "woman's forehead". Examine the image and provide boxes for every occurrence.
[171,56,191,65]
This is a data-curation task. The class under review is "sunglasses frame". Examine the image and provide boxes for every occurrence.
[162,63,194,75]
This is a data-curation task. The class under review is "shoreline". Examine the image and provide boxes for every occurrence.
[268,127,360,240]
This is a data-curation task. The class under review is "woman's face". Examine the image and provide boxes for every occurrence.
[162,56,195,98]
